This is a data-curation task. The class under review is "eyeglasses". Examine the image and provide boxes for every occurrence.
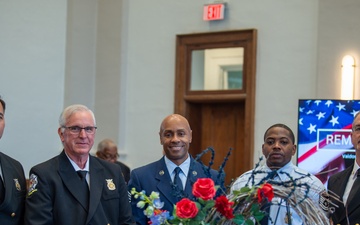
[100,153,119,160]
[63,126,97,134]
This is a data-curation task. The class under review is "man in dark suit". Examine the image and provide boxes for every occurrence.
[96,138,131,184]
[328,112,360,225]
[0,96,27,225]
[128,114,220,225]
[25,104,135,225]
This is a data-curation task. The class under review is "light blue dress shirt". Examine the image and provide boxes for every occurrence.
[164,155,190,189]
[230,162,326,225]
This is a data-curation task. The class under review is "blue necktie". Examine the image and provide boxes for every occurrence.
[173,167,183,191]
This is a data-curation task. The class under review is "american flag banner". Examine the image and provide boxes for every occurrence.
[297,99,360,185]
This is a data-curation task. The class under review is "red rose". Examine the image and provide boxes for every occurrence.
[215,195,234,219]
[175,198,199,219]
[257,183,274,203]
[192,178,216,200]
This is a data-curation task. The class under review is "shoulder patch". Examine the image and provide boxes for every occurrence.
[27,173,38,197]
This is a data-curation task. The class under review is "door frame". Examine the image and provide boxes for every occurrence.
[174,29,257,181]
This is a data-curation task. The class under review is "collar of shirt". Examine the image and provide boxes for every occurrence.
[65,151,90,172]
[164,154,190,178]
[263,161,295,181]
[351,161,360,179]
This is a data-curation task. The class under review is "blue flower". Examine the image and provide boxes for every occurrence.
[149,211,171,225]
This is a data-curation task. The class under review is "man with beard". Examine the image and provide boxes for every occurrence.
[128,114,220,225]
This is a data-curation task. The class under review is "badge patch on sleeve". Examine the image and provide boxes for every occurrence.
[27,174,38,197]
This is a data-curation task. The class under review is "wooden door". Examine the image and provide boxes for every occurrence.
[174,30,257,191]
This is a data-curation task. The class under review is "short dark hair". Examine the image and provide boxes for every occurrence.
[0,95,5,112]
[264,123,295,144]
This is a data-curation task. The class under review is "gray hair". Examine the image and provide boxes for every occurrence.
[58,104,96,131]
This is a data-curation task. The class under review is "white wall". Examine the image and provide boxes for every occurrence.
[317,0,360,99]
[1,0,358,177]
[122,0,319,168]
[0,1,67,174]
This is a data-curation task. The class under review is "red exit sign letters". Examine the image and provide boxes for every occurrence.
[203,3,225,21]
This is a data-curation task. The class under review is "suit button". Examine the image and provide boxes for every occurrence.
[11,213,16,217]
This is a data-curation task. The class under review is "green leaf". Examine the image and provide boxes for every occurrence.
[251,203,260,211]
[253,211,265,221]
[189,220,202,225]
[194,209,206,221]
[239,186,252,193]
[244,218,254,225]
[203,200,215,211]
[232,214,245,225]
[198,198,208,205]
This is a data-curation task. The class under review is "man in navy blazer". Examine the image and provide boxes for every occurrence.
[0,96,27,225]
[128,114,220,225]
[25,104,135,225]
[328,112,360,225]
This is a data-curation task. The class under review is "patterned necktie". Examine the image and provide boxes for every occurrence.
[347,168,360,206]
[173,167,183,191]
[0,174,5,203]
[77,170,89,210]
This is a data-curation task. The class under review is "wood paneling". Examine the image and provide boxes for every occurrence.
[174,29,257,189]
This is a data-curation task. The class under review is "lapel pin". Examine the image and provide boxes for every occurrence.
[13,178,21,191]
[192,171,197,176]
[159,170,165,176]
[106,179,116,190]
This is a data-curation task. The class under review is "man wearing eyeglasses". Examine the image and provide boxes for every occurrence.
[24,104,135,225]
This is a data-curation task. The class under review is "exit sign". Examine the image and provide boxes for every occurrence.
[203,3,225,21]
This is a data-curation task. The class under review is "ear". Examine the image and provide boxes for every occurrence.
[189,130,192,143]
[292,144,297,156]
[159,132,164,145]
[262,144,265,155]
[58,127,65,142]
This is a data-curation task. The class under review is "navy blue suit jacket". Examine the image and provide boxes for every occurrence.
[128,156,220,225]
[0,152,26,225]
[25,151,135,225]
[328,164,360,225]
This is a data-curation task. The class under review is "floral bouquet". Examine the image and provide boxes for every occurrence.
[130,177,275,225]
[131,148,331,225]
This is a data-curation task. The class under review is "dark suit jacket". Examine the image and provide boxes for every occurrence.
[128,156,220,225]
[0,152,26,225]
[328,163,360,225]
[115,161,131,184]
[24,150,135,225]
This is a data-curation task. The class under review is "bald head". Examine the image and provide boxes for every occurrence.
[160,114,191,133]
[96,138,119,163]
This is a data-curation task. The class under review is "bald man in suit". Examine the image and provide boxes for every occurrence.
[128,114,221,225]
